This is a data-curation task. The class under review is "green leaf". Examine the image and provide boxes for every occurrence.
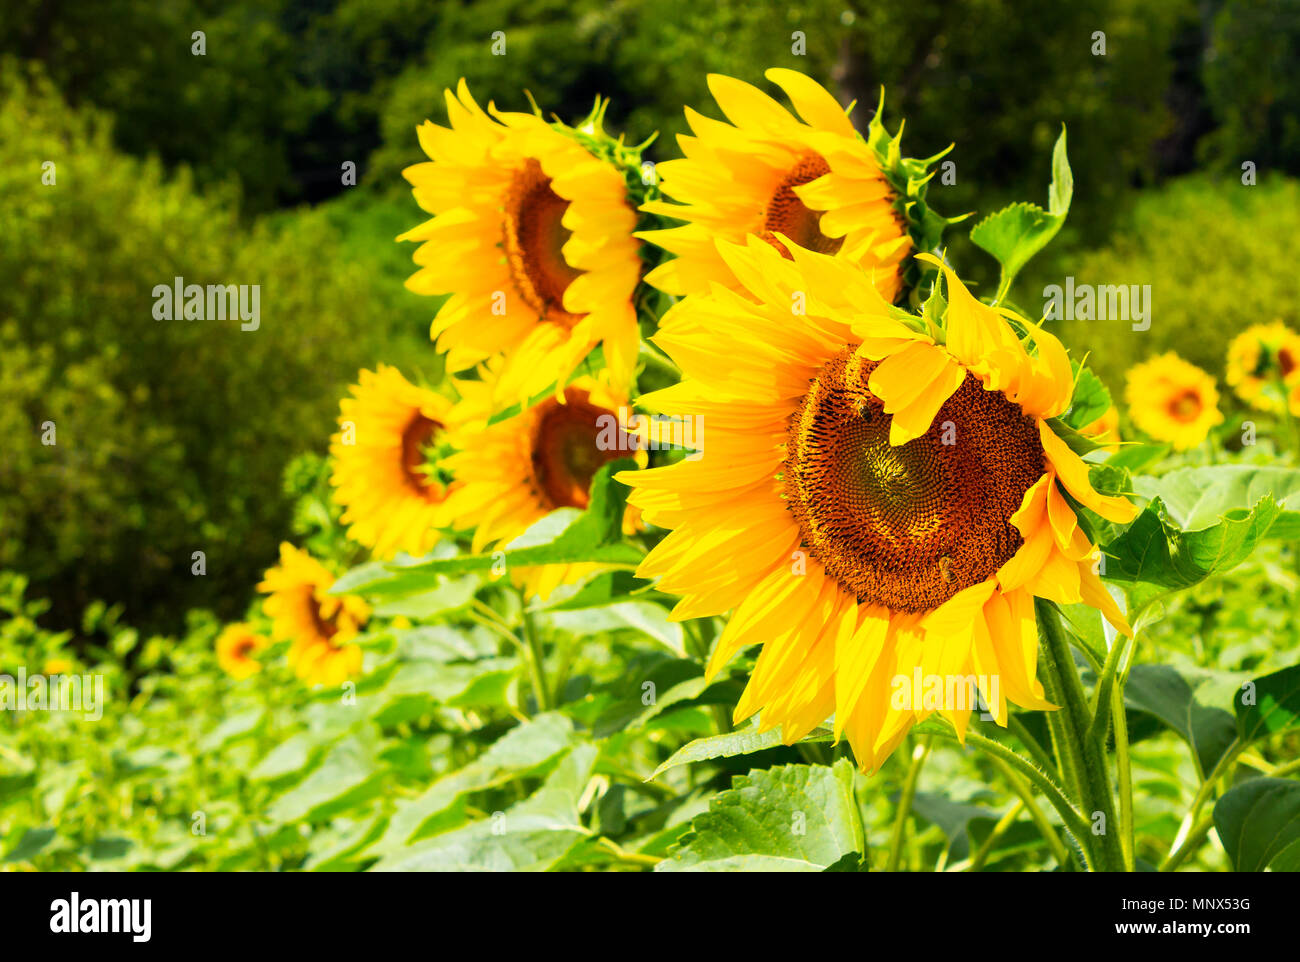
[364,713,576,856]
[266,736,387,824]
[1133,465,1300,538]
[648,719,833,779]
[198,707,264,753]
[970,127,1071,300]
[4,827,57,863]
[1236,663,1300,743]
[1122,665,1237,777]
[1214,778,1300,872]
[369,744,597,872]
[1102,493,1281,611]
[908,792,997,862]
[658,759,863,872]
[1062,364,1111,430]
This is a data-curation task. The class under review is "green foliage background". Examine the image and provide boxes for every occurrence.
[2,0,1300,875]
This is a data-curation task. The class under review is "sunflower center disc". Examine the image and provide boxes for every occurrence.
[531,389,627,511]
[503,157,584,327]
[783,347,1046,612]
[400,414,445,500]
[760,154,844,258]
[1167,389,1204,423]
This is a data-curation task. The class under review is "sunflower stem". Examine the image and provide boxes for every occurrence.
[885,736,931,872]
[516,591,552,711]
[1035,598,1124,871]
[984,756,1073,870]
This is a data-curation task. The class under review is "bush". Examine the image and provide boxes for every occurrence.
[1021,173,1300,393]
[0,66,427,632]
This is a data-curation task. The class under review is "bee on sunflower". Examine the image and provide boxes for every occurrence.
[638,69,956,309]
[1225,320,1300,415]
[399,80,655,408]
[439,368,646,601]
[620,238,1136,772]
[1125,353,1224,451]
[329,365,457,560]
[257,544,370,687]
[215,623,268,681]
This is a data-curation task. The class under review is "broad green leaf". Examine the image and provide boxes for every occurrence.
[908,792,998,862]
[648,719,833,779]
[1235,662,1300,743]
[266,736,387,824]
[1062,364,1111,430]
[1214,777,1300,872]
[1134,465,1300,539]
[539,570,654,611]
[198,707,264,753]
[1122,665,1237,777]
[369,744,597,872]
[364,712,576,855]
[1102,491,1282,611]
[545,601,685,655]
[4,826,57,863]
[658,759,863,872]
[970,127,1072,301]
[248,732,323,783]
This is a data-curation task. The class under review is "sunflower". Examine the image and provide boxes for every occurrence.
[1079,404,1121,454]
[257,544,369,687]
[1125,353,1224,451]
[440,372,645,600]
[620,239,1136,772]
[398,80,644,406]
[1225,320,1300,414]
[639,69,949,307]
[215,623,267,681]
[330,365,456,559]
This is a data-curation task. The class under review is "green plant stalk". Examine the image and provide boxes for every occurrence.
[886,736,931,872]
[970,798,1024,871]
[927,724,1091,840]
[985,755,1073,869]
[1161,737,1244,870]
[516,592,551,712]
[1007,713,1058,775]
[1110,680,1135,871]
[1035,598,1124,871]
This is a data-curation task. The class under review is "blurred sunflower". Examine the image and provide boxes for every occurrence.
[42,656,75,675]
[215,623,267,681]
[621,239,1136,772]
[441,372,645,599]
[1125,353,1224,450]
[639,69,951,307]
[1079,404,1121,454]
[1225,321,1300,414]
[330,365,456,559]
[257,544,369,687]
[399,80,644,406]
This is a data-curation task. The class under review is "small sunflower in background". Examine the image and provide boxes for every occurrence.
[330,365,456,560]
[440,371,646,600]
[621,239,1136,772]
[639,69,952,308]
[215,623,267,681]
[1225,320,1300,414]
[257,544,370,687]
[399,80,647,407]
[1125,353,1224,451]
[1079,404,1122,454]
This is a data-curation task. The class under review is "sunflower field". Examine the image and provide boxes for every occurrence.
[3,1,1300,888]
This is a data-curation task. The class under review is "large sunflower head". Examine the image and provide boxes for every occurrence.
[330,365,456,560]
[257,543,369,687]
[639,69,954,308]
[399,81,647,406]
[1125,353,1224,451]
[621,239,1136,772]
[1225,320,1300,413]
[440,371,645,599]
[216,623,268,681]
